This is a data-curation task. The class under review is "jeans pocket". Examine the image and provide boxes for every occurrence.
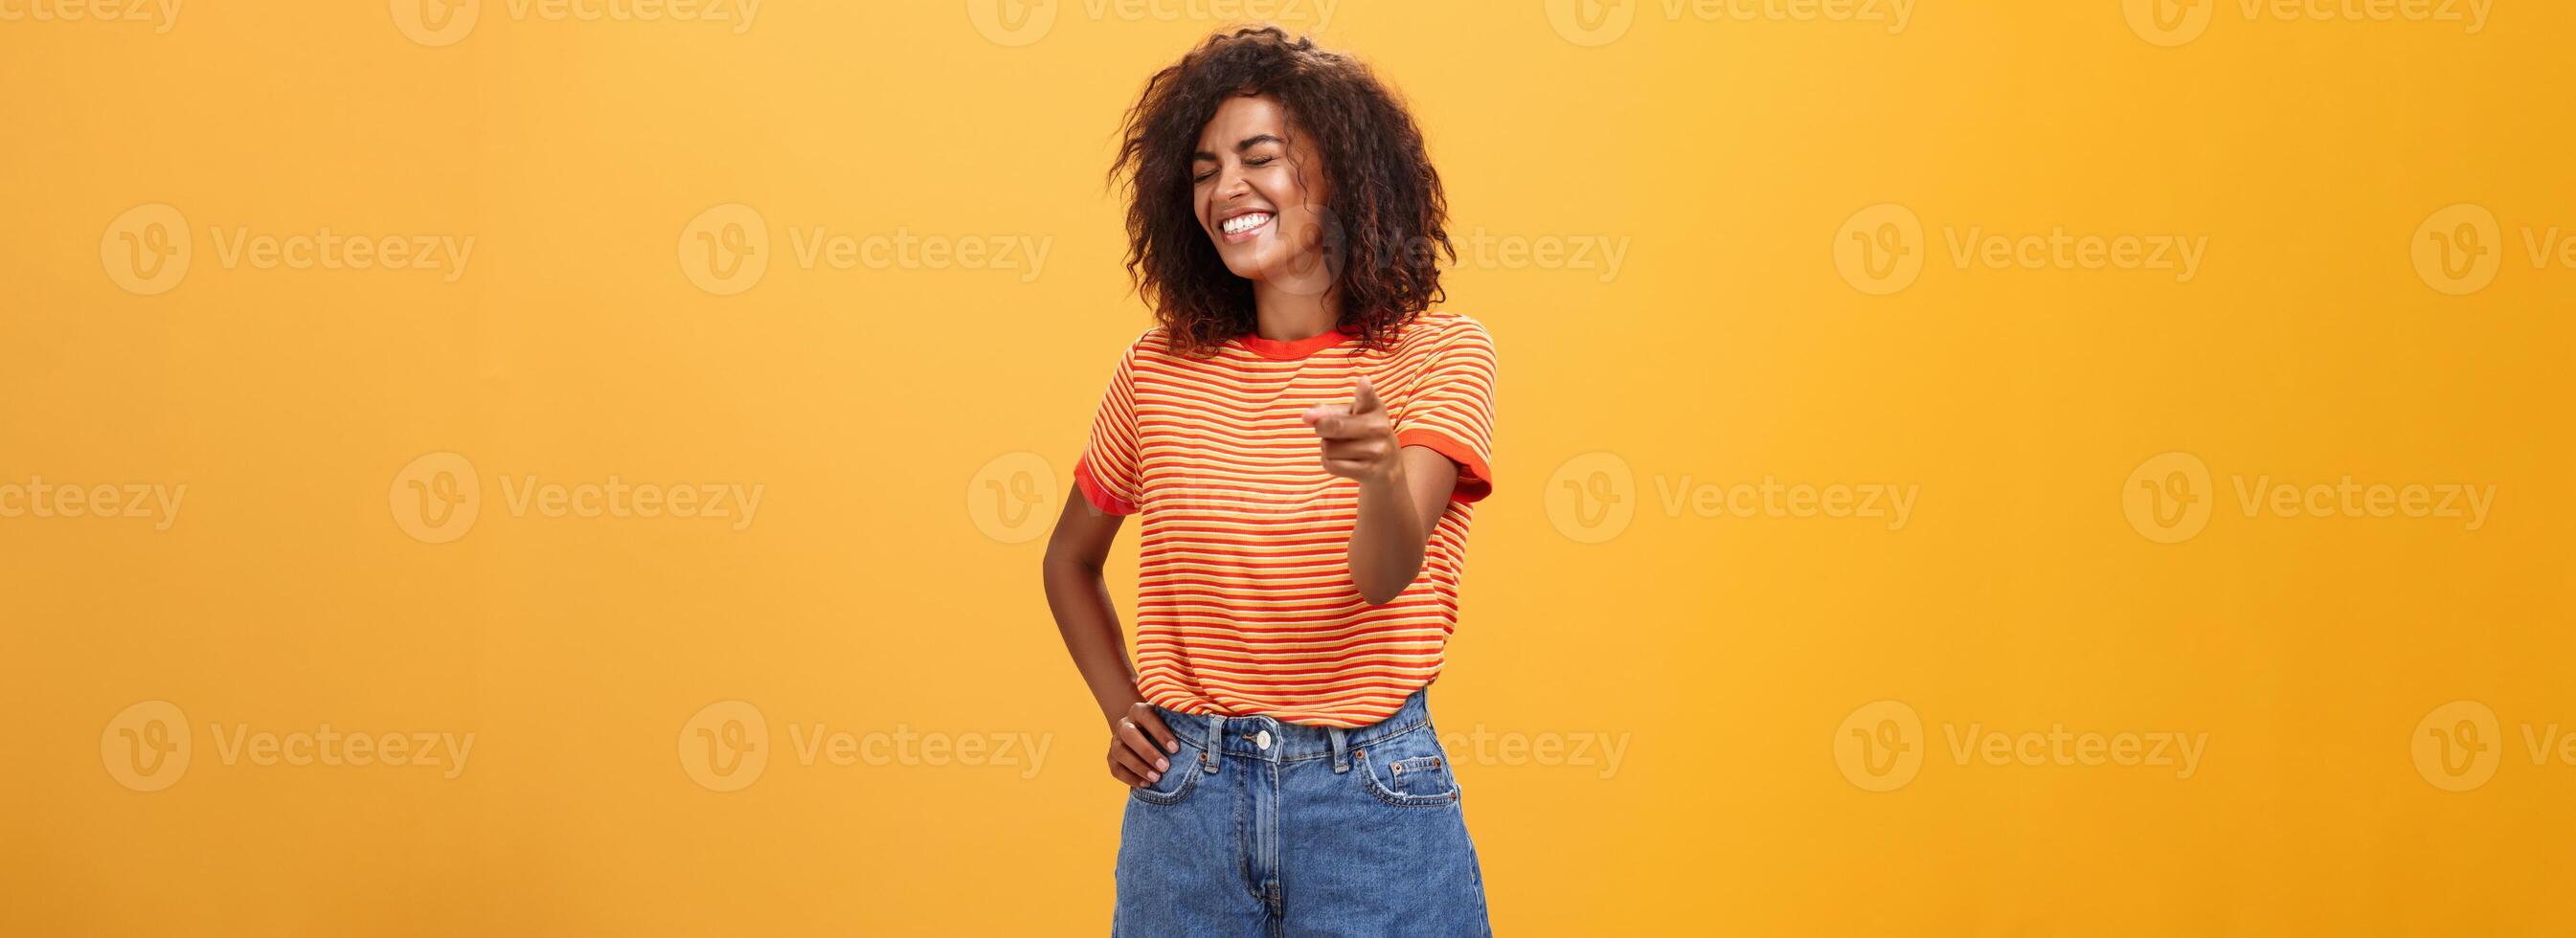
[1128,740,1202,806]
[1354,728,1462,807]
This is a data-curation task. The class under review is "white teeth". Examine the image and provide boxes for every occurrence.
[1221,212,1273,234]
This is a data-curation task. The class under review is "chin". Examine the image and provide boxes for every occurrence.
[1215,249,1268,281]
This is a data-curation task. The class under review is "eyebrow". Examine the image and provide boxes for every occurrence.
[1191,134,1286,162]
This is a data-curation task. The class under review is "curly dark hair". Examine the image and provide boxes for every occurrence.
[1111,26,1452,356]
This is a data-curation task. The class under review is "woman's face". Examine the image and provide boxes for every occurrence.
[1191,94,1333,293]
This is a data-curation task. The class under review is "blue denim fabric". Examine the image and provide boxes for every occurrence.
[1114,690,1492,937]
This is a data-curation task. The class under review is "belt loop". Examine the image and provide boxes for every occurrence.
[1328,726,1350,774]
[1202,713,1225,773]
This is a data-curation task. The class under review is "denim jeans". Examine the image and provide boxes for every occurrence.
[1114,689,1493,936]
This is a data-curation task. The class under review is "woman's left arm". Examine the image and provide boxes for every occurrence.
[1306,376,1459,605]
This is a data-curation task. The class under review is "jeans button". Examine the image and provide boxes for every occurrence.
[1255,729,1273,750]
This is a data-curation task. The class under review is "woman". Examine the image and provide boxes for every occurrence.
[1041,27,1499,935]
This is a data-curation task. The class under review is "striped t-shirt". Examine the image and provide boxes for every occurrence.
[1074,310,1498,727]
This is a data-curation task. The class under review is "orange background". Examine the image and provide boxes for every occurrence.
[6,1,2574,934]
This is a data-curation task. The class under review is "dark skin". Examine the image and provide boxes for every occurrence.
[1045,94,1460,789]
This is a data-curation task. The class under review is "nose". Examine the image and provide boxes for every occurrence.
[1214,163,1252,203]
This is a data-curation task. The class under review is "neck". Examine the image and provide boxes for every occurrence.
[1251,280,1341,341]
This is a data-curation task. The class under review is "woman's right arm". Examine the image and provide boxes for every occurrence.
[1041,487,1177,785]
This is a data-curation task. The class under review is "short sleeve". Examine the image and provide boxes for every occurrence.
[1073,337,1145,515]
[1392,321,1498,503]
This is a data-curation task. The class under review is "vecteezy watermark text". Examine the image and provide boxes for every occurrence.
[0,0,181,32]
[2122,451,2495,544]
[1834,203,2208,295]
[102,701,475,792]
[2409,700,2576,793]
[0,478,185,531]
[677,701,1053,792]
[1835,700,2206,792]
[391,0,762,47]
[967,0,1341,47]
[1544,451,1921,544]
[101,203,474,296]
[1546,0,1916,47]
[676,203,1051,295]
[2126,0,2493,47]
[1437,726,1632,779]
[390,451,765,544]
[2409,203,2576,296]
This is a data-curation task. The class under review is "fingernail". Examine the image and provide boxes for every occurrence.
[1165,741,1179,753]
[1156,758,1169,770]
[1147,771,1161,782]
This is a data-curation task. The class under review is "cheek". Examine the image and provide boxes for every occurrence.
[1277,203,1331,252]
[1259,170,1314,209]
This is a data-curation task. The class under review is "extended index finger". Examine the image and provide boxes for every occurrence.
[1348,375,1383,415]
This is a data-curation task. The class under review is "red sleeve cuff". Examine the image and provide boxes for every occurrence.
[1073,456,1139,515]
[1396,429,1493,503]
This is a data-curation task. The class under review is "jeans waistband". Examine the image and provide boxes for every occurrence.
[1154,690,1435,768]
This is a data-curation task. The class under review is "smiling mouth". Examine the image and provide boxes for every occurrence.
[1218,211,1275,241]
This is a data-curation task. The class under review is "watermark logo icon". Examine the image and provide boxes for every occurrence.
[679,203,770,296]
[966,0,1057,46]
[1544,451,1636,544]
[968,452,1058,544]
[102,701,192,793]
[2123,451,2212,544]
[1834,700,1923,792]
[680,700,771,792]
[101,203,192,296]
[2411,203,2501,296]
[392,0,480,46]
[2124,0,2211,46]
[391,452,481,545]
[1833,203,1924,295]
[1545,0,1635,46]
[2411,700,2500,793]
